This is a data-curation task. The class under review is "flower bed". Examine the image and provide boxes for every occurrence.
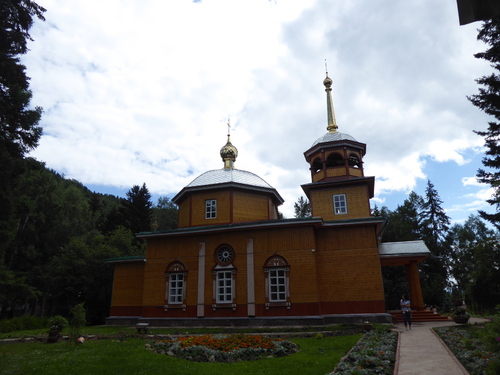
[330,328,398,375]
[434,326,500,375]
[149,334,299,362]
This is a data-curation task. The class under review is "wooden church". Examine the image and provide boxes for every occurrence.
[106,74,431,326]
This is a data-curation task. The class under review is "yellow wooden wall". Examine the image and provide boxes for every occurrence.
[232,191,270,222]
[110,223,385,314]
[177,199,191,228]
[311,185,371,220]
[249,227,319,304]
[176,189,276,228]
[111,262,145,307]
[315,226,384,302]
[190,190,231,226]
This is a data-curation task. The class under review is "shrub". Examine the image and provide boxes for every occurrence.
[482,305,500,352]
[68,303,86,344]
[49,315,68,331]
[0,316,49,333]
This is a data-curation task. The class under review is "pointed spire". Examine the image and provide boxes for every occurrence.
[220,118,238,169]
[324,61,338,133]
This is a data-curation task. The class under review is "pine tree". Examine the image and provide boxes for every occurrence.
[152,196,178,230]
[419,180,451,307]
[1,0,45,157]
[381,192,423,242]
[293,196,311,218]
[420,180,450,245]
[125,183,153,234]
[0,0,45,317]
[470,17,500,227]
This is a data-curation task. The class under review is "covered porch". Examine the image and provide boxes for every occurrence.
[379,240,449,322]
[379,240,428,311]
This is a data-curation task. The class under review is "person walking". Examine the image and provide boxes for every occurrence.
[400,294,412,330]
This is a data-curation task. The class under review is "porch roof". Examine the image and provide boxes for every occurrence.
[378,240,430,266]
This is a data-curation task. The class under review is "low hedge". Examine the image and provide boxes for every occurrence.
[0,316,49,333]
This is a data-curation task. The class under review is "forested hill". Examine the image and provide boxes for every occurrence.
[0,155,178,324]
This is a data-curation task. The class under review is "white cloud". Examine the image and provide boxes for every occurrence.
[24,0,495,220]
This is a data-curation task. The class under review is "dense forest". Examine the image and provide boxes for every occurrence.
[0,156,178,323]
[1,2,500,323]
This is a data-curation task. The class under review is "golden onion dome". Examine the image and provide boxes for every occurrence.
[220,134,238,169]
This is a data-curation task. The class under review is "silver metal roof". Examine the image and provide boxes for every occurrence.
[173,168,284,205]
[379,240,431,257]
[312,132,358,147]
[187,169,274,189]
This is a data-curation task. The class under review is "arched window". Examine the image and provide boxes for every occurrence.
[264,254,291,309]
[348,153,361,168]
[165,260,187,309]
[312,158,323,173]
[212,244,237,309]
[326,152,344,167]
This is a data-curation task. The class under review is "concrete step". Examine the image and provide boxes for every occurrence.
[388,310,450,323]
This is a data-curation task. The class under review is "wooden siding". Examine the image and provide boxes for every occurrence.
[313,170,325,182]
[326,168,348,178]
[177,199,191,228]
[319,300,385,314]
[268,198,279,219]
[190,190,231,226]
[232,191,270,222]
[249,227,319,305]
[177,189,275,227]
[315,226,378,251]
[111,263,145,307]
[315,226,385,304]
[311,185,371,220]
[110,223,386,318]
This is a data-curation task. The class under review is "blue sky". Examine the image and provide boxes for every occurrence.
[24,0,495,223]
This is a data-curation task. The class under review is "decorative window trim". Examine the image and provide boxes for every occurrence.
[214,244,235,266]
[265,302,291,310]
[264,254,290,307]
[333,194,348,215]
[164,304,187,311]
[212,266,237,307]
[212,303,237,311]
[205,199,217,219]
[165,260,188,306]
[212,266,236,308]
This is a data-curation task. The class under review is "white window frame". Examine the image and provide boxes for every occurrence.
[333,194,347,215]
[168,273,184,304]
[268,268,287,302]
[206,199,217,219]
[216,270,233,303]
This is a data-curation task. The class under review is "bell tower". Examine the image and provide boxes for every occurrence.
[301,73,375,221]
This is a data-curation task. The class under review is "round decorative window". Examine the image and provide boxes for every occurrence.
[215,245,235,265]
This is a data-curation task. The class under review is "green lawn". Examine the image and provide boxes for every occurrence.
[0,324,356,340]
[0,334,362,375]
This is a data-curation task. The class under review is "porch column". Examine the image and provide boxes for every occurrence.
[405,261,424,311]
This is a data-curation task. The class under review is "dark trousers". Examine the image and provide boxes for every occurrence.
[403,311,412,326]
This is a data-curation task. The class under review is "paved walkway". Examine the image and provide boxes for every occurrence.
[393,317,488,375]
